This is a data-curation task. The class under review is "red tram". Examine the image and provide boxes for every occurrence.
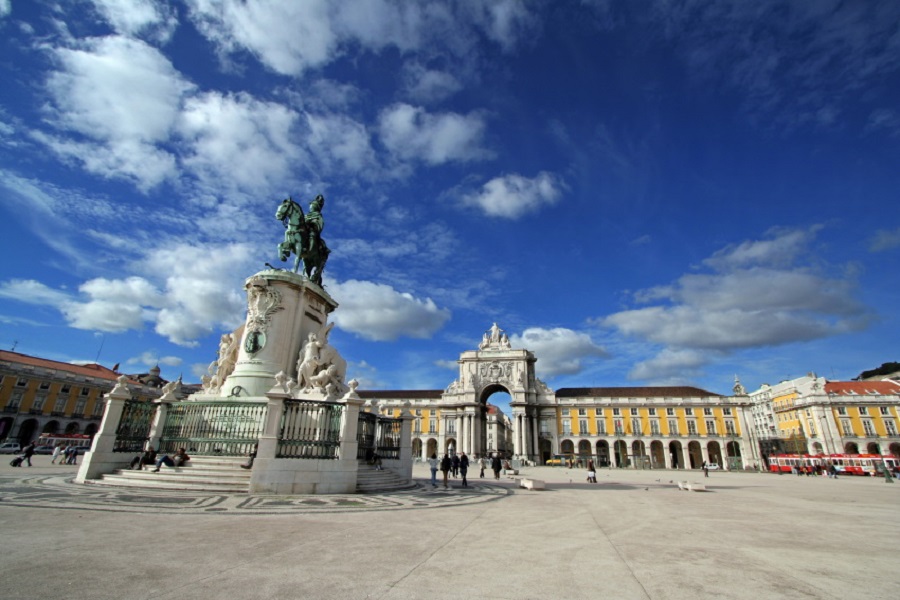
[768,453,899,476]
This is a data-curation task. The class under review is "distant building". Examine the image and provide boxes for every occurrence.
[0,350,167,444]
[747,375,900,463]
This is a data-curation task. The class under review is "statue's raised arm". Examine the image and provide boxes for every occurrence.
[275,194,330,285]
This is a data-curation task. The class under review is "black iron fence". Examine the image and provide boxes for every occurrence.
[113,400,156,453]
[357,411,377,459]
[376,416,402,460]
[159,401,266,456]
[277,399,343,459]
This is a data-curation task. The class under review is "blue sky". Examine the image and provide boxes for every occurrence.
[1,0,898,402]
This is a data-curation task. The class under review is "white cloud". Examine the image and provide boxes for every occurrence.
[141,242,257,346]
[510,327,608,378]
[378,103,492,166]
[402,62,463,103]
[42,35,192,188]
[328,279,451,341]
[90,0,178,42]
[629,348,709,382]
[0,0,9,18]
[127,351,182,367]
[304,112,376,174]
[177,91,304,193]
[870,228,900,252]
[186,1,538,77]
[461,172,564,219]
[601,226,872,380]
[0,279,72,306]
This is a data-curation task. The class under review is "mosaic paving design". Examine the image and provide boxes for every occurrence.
[0,474,512,515]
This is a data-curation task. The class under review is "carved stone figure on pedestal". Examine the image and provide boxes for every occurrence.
[296,332,322,390]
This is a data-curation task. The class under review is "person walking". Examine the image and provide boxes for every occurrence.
[587,459,597,483]
[50,444,62,465]
[21,442,36,467]
[65,445,78,465]
[702,461,709,478]
[451,453,460,478]
[478,455,486,478]
[440,453,451,488]
[428,453,439,487]
[459,452,469,488]
[491,453,502,480]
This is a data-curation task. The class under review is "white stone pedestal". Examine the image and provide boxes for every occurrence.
[224,270,337,398]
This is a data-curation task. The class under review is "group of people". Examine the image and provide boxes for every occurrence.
[10,443,80,467]
[129,447,190,472]
[427,453,508,488]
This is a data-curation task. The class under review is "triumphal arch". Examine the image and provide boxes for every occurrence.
[360,323,556,461]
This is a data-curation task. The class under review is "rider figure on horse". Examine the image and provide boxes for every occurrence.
[305,195,324,253]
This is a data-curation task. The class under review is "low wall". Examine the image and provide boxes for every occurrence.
[249,458,358,494]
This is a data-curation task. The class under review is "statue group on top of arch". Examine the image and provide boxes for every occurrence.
[478,322,512,350]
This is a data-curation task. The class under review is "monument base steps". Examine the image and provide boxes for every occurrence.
[85,456,251,493]
[356,460,417,493]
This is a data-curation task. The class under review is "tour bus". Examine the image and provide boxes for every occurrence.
[768,453,897,476]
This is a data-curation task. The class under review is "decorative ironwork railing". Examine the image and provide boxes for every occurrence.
[113,400,156,453]
[160,401,266,456]
[376,416,402,460]
[357,411,377,459]
[277,399,343,459]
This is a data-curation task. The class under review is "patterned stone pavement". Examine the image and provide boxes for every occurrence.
[0,472,511,515]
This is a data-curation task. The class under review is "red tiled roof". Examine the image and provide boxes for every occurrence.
[0,350,121,381]
[556,386,721,398]
[357,389,443,399]
[825,380,900,396]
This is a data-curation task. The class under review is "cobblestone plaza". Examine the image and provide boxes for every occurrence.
[1,460,897,599]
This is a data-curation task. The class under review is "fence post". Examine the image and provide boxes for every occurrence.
[397,400,414,479]
[75,376,133,482]
[258,389,288,461]
[339,383,363,462]
[147,401,168,451]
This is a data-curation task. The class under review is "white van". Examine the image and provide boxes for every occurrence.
[0,442,22,454]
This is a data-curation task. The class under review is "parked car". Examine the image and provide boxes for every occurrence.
[0,442,22,454]
[33,445,55,455]
[706,463,720,470]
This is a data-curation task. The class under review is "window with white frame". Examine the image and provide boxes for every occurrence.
[578,408,586,416]
[562,420,572,435]
[39,381,51,390]
[724,407,732,416]
[859,406,870,416]
[703,407,712,416]
[839,418,852,436]
[578,419,588,433]
[9,391,23,409]
[666,407,675,416]
[429,419,436,433]
[596,419,606,434]
[614,419,623,435]
[74,398,87,414]
[879,406,889,415]
[61,384,71,394]
[32,394,47,411]
[613,408,620,416]
[725,420,736,435]
[668,419,679,435]
[862,420,875,436]
[885,420,898,436]
[447,419,456,434]
[630,408,638,416]
[53,396,66,413]
[648,407,656,415]
[837,406,847,415]
[80,387,90,396]
[92,398,106,416]
[540,419,552,434]
[705,420,717,435]
[650,420,660,435]
[687,420,697,435]
[16,377,27,387]
[631,418,642,435]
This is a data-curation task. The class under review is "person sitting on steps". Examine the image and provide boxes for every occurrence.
[241,444,258,470]
[152,448,190,472]
[130,446,157,471]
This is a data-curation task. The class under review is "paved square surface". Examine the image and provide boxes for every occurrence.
[0,459,897,599]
